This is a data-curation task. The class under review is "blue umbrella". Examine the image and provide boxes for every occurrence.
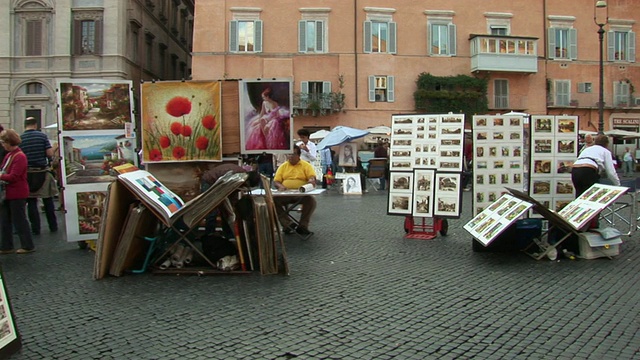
[316,126,370,150]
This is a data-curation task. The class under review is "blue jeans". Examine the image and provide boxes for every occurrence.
[1,199,34,251]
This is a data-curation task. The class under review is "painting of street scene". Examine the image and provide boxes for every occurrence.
[58,80,133,131]
[76,191,107,234]
[62,134,136,184]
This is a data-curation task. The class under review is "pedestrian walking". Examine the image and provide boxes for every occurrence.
[20,117,58,235]
[623,147,635,177]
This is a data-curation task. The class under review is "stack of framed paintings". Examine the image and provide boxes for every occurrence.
[530,115,578,216]
[387,114,464,218]
[56,79,138,243]
[472,115,526,216]
[464,193,533,246]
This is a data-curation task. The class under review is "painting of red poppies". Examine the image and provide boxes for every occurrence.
[239,79,292,154]
[141,81,222,162]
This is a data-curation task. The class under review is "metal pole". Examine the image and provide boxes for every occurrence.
[598,24,605,133]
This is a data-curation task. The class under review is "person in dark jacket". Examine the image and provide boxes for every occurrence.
[0,129,35,254]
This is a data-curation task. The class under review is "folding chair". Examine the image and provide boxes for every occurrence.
[366,158,387,192]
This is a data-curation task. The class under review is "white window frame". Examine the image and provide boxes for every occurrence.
[368,75,395,103]
[554,80,571,106]
[608,29,636,62]
[547,16,577,60]
[485,12,512,35]
[494,79,509,109]
[363,7,396,54]
[229,8,263,53]
[298,8,329,54]
[614,81,631,106]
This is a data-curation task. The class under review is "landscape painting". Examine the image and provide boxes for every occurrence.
[61,133,136,185]
[57,80,133,131]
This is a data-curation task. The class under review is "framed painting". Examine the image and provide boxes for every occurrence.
[388,192,412,215]
[339,142,358,168]
[239,79,293,154]
[59,132,137,185]
[434,172,462,218]
[63,184,110,242]
[141,80,223,163]
[390,172,413,193]
[343,174,362,195]
[56,79,134,131]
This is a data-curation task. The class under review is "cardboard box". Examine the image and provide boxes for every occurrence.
[577,229,622,259]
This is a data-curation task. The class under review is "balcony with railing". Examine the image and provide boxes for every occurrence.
[469,34,539,73]
[292,92,345,117]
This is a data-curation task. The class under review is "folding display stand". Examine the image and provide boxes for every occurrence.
[404,216,448,240]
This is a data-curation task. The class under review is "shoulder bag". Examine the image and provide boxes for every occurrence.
[0,154,14,203]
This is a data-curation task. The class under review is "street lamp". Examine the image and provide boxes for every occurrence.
[594,0,609,134]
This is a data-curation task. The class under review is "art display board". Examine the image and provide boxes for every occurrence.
[239,79,293,155]
[390,114,464,171]
[56,79,137,242]
[557,183,628,230]
[464,193,533,246]
[472,115,526,216]
[529,115,578,216]
[0,267,21,358]
[140,81,223,163]
[388,114,465,218]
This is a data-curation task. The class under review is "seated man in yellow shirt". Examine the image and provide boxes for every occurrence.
[273,145,317,235]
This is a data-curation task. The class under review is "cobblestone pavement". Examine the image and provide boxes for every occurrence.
[2,190,640,359]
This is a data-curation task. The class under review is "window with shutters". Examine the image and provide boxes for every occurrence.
[428,23,457,56]
[15,2,52,56]
[368,76,395,103]
[363,8,396,54]
[298,20,326,53]
[554,80,571,106]
[547,16,577,60]
[577,82,592,93]
[614,82,631,106]
[608,29,636,62]
[72,11,103,55]
[159,44,167,78]
[494,80,509,109]
[299,81,332,109]
[229,8,263,53]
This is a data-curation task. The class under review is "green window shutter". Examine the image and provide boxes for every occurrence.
[298,20,307,53]
[229,20,238,52]
[388,22,397,54]
[607,31,615,61]
[628,31,636,62]
[316,21,324,53]
[569,28,577,60]
[448,24,456,56]
[387,76,395,102]
[300,81,309,108]
[254,20,263,53]
[363,21,372,53]
[368,76,376,102]
[548,28,556,59]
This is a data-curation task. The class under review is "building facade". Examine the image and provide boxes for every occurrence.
[192,0,639,136]
[0,0,194,133]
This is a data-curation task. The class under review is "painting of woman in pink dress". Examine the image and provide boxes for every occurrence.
[240,80,292,154]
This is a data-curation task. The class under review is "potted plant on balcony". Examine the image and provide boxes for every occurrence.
[570,99,579,107]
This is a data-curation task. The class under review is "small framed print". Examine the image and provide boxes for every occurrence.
[508,117,521,127]
[434,172,462,218]
[532,179,552,195]
[393,116,413,125]
[388,192,412,215]
[390,172,413,193]
[557,159,574,174]
[533,139,552,153]
[390,159,413,171]
[493,132,504,140]
[393,139,412,147]
[475,116,488,127]
[533,160,552,174]
[512,146,522,157]
[554,199,572,212]
[413,194,432,216]
[414,169,435,192]
[475,174,485,185]
[477,132,488,140]
[557,117,577,134]
[557,139,576,154]
[555,179,575,195]
[441,138,461,146]
[493,117,504,126]
[513,173,522,185]
[475,146,486,158]
[441,115,463,124]
[533,116,553,133]
[509,132,521,140]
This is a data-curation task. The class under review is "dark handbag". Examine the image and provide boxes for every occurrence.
[27,170,47,192]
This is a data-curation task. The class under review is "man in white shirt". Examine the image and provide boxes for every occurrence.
[296,128,317,163]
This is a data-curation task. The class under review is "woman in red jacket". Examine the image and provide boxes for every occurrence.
[0,129,34,254]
